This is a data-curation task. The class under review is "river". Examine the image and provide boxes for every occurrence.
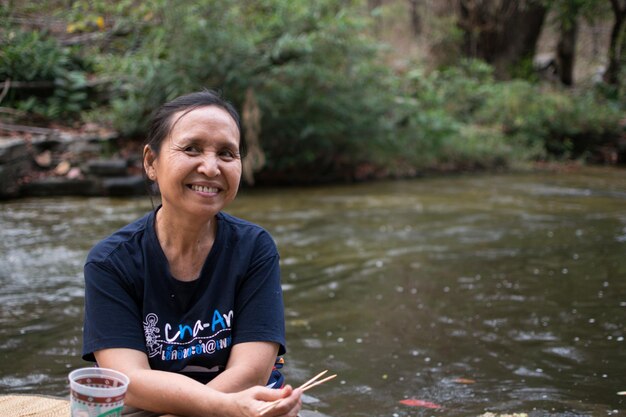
[1,167,624,416]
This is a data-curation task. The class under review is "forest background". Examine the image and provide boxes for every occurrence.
[1,0,625,186]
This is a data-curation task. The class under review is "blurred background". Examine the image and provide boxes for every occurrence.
[1,0,625,188]
[1,1,625,416]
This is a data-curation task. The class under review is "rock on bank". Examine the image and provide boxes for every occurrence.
[0,127,146,199]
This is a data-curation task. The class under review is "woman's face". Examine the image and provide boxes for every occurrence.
[144,105,242,219]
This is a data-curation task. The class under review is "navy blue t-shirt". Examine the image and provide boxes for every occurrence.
[82,209,286,384]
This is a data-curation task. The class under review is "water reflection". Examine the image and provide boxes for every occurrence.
[0,168,624,416]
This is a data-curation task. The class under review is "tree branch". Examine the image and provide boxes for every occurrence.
[0,80,10,104]
[0,122,58,135]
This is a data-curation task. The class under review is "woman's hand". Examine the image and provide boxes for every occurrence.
[229,384,302,417]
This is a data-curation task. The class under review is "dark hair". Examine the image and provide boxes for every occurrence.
[145,90,246,157]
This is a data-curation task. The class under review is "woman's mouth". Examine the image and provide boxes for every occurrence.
[189,184,219,193]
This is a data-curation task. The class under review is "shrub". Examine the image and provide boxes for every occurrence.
[99,0,398,181]
[0,29,92,120]
[440,125,521,169]
[254,2,395,177]
[0,30,69,81]
[477,81,623,159]
[379,95,460,172]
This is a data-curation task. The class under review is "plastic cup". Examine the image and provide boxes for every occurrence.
[68,367,129,417]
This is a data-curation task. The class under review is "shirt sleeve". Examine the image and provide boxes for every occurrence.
[82,260,147,361]
[232,232,286,355]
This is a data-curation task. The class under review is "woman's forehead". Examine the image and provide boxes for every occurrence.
[169,106,240,137]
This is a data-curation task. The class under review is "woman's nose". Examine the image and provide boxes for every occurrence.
[198,153,220,176]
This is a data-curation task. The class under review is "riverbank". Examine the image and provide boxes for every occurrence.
[1,124,624,200]
[0,125,146,199]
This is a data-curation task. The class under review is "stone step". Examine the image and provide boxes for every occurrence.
[86,159,129,177]
[102,175,147,196]
[20,177,98,197]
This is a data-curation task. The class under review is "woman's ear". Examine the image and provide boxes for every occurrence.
[143,145,157,181]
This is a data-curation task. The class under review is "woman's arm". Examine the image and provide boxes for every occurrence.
[95,348,301,417]
[207,341,279,392]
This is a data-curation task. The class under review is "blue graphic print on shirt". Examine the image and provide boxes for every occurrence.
[144,310,233,361]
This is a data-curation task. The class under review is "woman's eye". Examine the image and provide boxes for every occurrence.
[219,149,238,160]
[184,146,201,154]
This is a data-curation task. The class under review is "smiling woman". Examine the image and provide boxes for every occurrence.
[80,91,302,417]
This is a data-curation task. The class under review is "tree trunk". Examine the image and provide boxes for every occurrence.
[557,18,579,86]
[241,88,265,186]
[408,0,422,35]
[458,0,548,78]
[603,0,626,86]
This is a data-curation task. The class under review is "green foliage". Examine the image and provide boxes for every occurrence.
[388,60,528,171]
[0,28,92,120]
[98,1,254,135]
[0,30,70,81]
[100,0,400,177]
[395,57,623,168]
[379,94,460,171]
[477,81,624,159]
[1,0,624,180]
[416,59,495,122]
[427,14,465,68]
[440,125,517,170]
[14,71,90,120]
[252,1,395,173]
[508,55,541,82]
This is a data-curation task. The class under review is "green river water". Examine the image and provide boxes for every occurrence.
[1,167,625,416]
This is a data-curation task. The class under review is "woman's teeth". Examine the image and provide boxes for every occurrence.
[190,185,218,193]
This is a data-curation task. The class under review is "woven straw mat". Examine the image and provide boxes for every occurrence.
[0,394,69,417]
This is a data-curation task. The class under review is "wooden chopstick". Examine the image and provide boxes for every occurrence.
[297,369,328,390]
[258,370,337,415]
[300,374,337,392]
[258,370,329,415]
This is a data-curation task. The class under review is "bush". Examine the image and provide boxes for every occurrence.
[421,59,496,122]
[254,2,395,177]
[0,30,69,81]
[378,95,460,172]
[440,125,521,169]
[0,29,92,120]
[392,58,624,168]
[477,81,624,159]
[99,0,399,181]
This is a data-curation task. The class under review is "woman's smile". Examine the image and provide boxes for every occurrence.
[188,184,220,194]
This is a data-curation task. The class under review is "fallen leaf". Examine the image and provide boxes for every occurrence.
[35,151,52,168]
[453,377,476,384]
[54,160,71,175]
[67,167,82,179]
[399,399,442,409]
